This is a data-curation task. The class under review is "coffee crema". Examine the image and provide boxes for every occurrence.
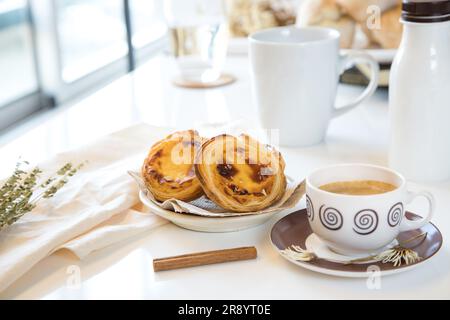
[319,180,397,195]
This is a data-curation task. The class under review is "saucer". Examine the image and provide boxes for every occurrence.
[270,209,443,277]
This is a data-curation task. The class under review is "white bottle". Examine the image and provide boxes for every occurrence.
[389,0,450,182]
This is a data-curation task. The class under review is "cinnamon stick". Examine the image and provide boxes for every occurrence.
[153,246,257,272]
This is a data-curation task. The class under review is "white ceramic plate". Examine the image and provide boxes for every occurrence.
[228,37,397,64]
[341,48,396,64]
[139,190,284,233]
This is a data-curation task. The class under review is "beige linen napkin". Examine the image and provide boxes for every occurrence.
[59,207,167,259]
[0,124,170,293]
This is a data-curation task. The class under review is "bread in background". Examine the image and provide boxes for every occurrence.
[226,0,296,37]
[297,0,402,49]
[367,4,402,49]
[335,0,398,22]
[296,0,355,48]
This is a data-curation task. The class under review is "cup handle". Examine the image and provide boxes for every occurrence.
[333,52,380,118]
[399,191,436,232]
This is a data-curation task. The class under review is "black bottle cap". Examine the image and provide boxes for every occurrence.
[402,0,450,22]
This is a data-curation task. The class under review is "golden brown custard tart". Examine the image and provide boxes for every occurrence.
[142,130,204,202]
[195,134,287,212]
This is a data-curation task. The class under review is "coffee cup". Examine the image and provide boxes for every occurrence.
[249,26,380,147]
[305,163,435,256]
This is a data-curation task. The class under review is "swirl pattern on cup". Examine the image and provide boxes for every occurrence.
[353,209,379,235]
[306,195,314,221]
[319,205,343,230]
[388,202,403,227]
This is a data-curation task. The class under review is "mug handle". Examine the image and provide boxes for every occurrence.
[399,191,436,232]
[333,52,380,118]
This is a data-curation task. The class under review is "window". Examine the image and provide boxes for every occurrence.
[0,0,167,132]
[55,0,128,82]
[130,0,166,49]
[0,0,38,106]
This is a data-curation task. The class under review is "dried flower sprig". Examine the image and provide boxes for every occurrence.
[348,232,426,266]
[0,161,85,231]
[281,232,427,267]
[375,247,421,267]
[281,245,317,262]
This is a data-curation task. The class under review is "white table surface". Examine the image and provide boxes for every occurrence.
[0,55,449,299]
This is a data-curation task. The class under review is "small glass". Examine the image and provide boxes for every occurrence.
[164,0,229,84]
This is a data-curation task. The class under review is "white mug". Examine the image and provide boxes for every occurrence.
[306,164,435,256]
[249,26,380,147]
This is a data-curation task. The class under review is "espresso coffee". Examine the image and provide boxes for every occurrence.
[319,180,397,195]
[307,164,435,255]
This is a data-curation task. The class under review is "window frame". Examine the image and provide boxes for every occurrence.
[0,0,167,133]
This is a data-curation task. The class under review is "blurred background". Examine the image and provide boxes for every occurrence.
[0,0,401,134]
[0,0,166,132]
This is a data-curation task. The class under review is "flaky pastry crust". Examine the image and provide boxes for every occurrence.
[195,134,287,212]
[142,130,204,202]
